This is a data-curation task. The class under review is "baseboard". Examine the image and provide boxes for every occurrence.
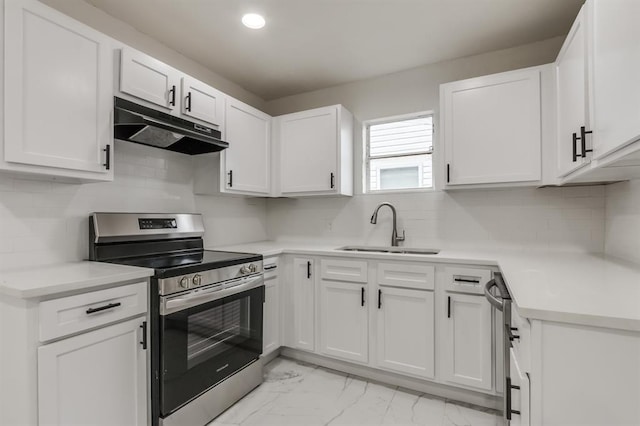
[280,347,501,411]
[260,347,281,365]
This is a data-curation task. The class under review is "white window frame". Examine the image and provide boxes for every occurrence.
[364,111,434,194]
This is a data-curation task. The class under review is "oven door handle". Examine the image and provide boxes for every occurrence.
[161,275,263,315]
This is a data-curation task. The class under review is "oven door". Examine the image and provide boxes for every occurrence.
[159,275,264,417]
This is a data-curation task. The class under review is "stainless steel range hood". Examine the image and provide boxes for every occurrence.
[114,97,229,155]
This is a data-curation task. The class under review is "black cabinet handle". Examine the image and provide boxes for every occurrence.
[140,321,147,350]
[307,261,311,279]
[330,172,335,189]
[581,126,593,158]
[228,170,233,187]
[86,302,121,315]
[361,287,365,307]
[185,92,192,112]
[168,85,176,106]
[454,278,480,284]
[103,144,111,170]
[506,324,520,342]
[264,265,277,271]
[378,289,382,309]
[572,132,579,162]
[446,163,450,183]
[447,296,451,318]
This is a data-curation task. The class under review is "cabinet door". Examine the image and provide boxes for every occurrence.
[120,47,179,110]
[263,275,280,354]
[280,107,338,194]
[181,76,225,127]
[509,348,530,426]
[224,98,271,194]
[376,287,434,378]
[4,0,113,175]
[442,69,541,185]
[293,258,315,351]
[319,280,368,363]
[38,317,147,426]
[556,7,590,177]
[442,293,492,390]
[590,0,640,160]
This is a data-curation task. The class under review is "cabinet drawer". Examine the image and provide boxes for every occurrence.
[377,263,434,290]
[444,266,492,295]
[321,259,367,283]
[39,282,147,342]
[264,257,279,281]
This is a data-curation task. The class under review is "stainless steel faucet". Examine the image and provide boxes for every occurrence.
[370,202,405,246]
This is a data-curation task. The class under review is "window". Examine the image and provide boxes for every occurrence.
[365,114,433,192]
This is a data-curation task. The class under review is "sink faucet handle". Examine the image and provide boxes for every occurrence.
[398,229,405,242]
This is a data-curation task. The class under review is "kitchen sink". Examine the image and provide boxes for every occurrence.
[337,246,440,255]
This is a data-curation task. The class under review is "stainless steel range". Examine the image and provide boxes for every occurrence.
[89,213,264,426]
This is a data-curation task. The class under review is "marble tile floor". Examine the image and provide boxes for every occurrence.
[209,357,501,426]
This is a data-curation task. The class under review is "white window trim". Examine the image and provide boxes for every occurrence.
[364,111,435,194]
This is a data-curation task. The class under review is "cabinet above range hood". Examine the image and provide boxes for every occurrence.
[114,97,228,155]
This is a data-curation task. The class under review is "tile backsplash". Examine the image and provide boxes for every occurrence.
[0,139,608,269]
[0,141,267,269]
[266,186,605,253]
[604,179,640,263]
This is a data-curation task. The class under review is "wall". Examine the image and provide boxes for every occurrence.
[39,0,265,110]
[0,141,267,269]
[604,180,640,263]
[265,37,605,253]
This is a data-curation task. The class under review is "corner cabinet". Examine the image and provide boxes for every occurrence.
[2,0,114,181]
[274,105,353,197]
[556,6,591,178]
[441,67,544,187]
[194,98,271,196]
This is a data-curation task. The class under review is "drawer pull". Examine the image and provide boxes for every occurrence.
[453,278,480,284]
[511,410,521,416]
[264,265,277,271]
[86,302,121,315]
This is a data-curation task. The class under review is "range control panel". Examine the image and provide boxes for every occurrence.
[138,218,178,230]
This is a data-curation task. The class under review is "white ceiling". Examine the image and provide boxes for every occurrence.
[85,0,583,101]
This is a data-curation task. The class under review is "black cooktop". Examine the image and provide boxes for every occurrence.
[107,250,262,278]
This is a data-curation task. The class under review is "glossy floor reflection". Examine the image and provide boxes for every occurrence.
[209,357,501,426]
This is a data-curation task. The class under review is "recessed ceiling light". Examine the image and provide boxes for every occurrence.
[242,13,265,29]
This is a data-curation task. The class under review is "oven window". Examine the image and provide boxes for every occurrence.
[187,298,251,368]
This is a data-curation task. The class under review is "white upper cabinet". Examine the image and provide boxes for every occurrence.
[556,6,591,177]
[223,98,271,194]
[181,75,225,127]
[441,67,542,186]
[589,0,640,160]
[119,47,225,129]
[120,47,179,111]
[275,105,353,197]
[2,0,114,181]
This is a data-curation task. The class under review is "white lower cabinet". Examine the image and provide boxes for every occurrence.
[38,317,148,426]
[509,348,530,426]
[319,280,368,363]
[263,258,280,355]
[376,286,435,378]
[292,257,315,351]
[442,292,493,391]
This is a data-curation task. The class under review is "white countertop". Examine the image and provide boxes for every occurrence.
[0,261,154,299]
[213,241,640,332]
